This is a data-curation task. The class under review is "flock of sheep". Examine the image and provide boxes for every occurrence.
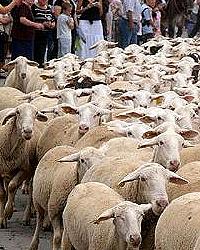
[1,37,200,250]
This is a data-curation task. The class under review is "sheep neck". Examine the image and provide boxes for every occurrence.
[0,119,27,174]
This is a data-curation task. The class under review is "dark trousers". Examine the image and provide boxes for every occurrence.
[34,31,48,67]
[0,32,7,63]
[189,8,200,38]
[11,38,33,60]
[47,29,58,61]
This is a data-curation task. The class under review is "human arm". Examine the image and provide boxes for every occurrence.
[0,0,20,14]
[20,16,44,29]
[127,10,134,30]
[66,16,74,29]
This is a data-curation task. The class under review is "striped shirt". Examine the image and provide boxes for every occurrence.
[32,4,54,23]
[121,0,142,23]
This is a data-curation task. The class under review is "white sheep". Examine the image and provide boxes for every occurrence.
[61,182,152,250]
[155,192,200,250]
[29,145,78,250]
[0,103,48,228]
[4,56,39,93]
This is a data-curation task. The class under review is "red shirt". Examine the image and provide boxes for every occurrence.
[11,3,35,40]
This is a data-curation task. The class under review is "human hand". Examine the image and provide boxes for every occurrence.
[13,0,21,6]
[128,20,134,30]
[34,23,44,30]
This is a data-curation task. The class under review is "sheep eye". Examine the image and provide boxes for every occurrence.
[127,131,132,137]
[132,96,136,99]
[159,141,164,145]
[80,158,85,163]
[157,116,162,120]
[16,110,20,115]
[96,112,101,116]
[140,176,146,181]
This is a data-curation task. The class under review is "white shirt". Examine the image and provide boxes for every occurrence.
[121,0,142,23]
[57,13,72,39]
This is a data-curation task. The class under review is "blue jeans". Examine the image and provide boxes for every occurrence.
[118,17,139,49]
[11,38,33,60]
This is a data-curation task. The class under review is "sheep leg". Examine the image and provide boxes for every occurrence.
[0,177,6,229]
[51,215,62,250]
[4,171,25,220]
[29,204,44,250]
[23,179,33,226]
[61,229,73,250]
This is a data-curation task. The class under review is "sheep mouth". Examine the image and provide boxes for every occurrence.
[22,132,32,140]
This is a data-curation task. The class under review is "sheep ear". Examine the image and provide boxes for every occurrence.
[120,95,134,101]
[151,95,164,105]
[27,60,39,67]
[61,105,78,114]
[111,101,128,109]
[179,129,199,139]
[118,171,140,187]
[137,138,158,149]
[116,111,144,119]
[58,152,80,162]
[182,95,195,103]
[3,60,17,70]
[36,111,48,122]
[139,115,156,123]
[166,170,189,185]
[142,130,159,139]
[2,109,16,125]
[139,204,152,214]
[40,74,54,80]
[93,208,114,224]
[41,91,60,99]
[76,88,92,97]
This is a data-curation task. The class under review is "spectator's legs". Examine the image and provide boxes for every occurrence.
[0,32,6,70]
[58,37,71,58]
[189,8,200,37]
[118,17,132,49]
[47,29,58,61]
[71,28,76,54]
[130,23,139,45]
[11,38,33,60]
[34,33,48,67]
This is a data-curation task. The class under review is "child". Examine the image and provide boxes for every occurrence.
[106,0,122,42]
[57,2,74,58]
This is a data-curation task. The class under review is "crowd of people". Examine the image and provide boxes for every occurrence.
[0,0,200,73]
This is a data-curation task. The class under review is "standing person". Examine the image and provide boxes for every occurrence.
[32,0,55,67]
[0,0,20,14]
[141,0,154,43]
[106,0,122,42]
[118,0,141,48]
[189,0,200,38]
[54,0,76,54]
[11,0,44,60]
[76,0,104,59]
[0,12,12,74]
[57,2,74,57]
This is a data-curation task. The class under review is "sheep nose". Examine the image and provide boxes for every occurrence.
[140,104,147,108]
[156,199,169,209]
[129,234,141,247]
[21,73,26,79]
[169,160,180,172]
[79,124,89,133]
[23,127,32,134]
